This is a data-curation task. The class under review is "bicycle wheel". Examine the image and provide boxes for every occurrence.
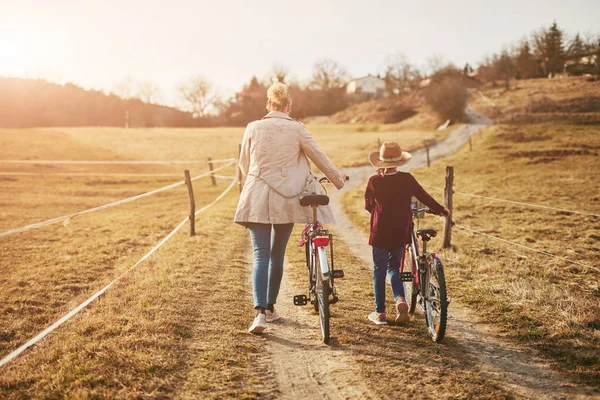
[316,253,330,344]
[402,248,418,315]
[424,256,448,343]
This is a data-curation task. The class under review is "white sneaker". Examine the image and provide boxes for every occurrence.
[265,309,281,323]
[368,311,388,325]
[248,313,266,334]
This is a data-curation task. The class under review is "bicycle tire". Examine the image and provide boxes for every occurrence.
[424,256,448,343]
[402,248,419,315]
[316,252,330,344]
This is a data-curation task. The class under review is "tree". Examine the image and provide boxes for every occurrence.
[544,21,566,77]
[112,76,136,99]
[568,33,585,60]
[177,75,218,118]
[381,52,420,95]
[425,54,447,76]
[269,63,290,84]
[515,40,539,79]
[424,77,468,122]
[494,50,516,89]
[309,58,350,91]
[137,81,162,104]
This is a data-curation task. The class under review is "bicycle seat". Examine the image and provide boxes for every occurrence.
[417,228,437,241]
[299,194,330,207]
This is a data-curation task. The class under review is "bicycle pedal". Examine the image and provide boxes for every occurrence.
[399,272,414,282]
[293,295,308,306]
[332,270,345,278]
[330,295,339,305]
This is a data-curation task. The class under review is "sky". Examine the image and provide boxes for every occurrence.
[1,0,599,107]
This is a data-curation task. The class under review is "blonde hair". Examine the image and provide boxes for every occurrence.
[266,82,292,112]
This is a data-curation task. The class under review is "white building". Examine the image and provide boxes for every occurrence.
[346,74,386,97]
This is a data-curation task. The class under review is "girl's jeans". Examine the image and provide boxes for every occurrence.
[248,223,294,309]
[372,247,406,313]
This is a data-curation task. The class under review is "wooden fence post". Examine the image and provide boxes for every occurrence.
[208,157,216,186]
[443,166,454,249]
[377,137,381,148]
[426,147,431,167]
[184,170,196,236]
[237,143,243,193]
[469,136,472,151]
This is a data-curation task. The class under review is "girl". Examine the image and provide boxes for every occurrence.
[364,141,449,325]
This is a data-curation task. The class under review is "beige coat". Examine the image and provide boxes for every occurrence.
[234,111,344,226]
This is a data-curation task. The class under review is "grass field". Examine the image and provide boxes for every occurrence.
[0,122,440,396]
[342,122,600,385]
[470,76,600,124]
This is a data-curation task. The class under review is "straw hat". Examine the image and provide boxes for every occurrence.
[368,141,412,168]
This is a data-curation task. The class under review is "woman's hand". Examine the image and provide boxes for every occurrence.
[340,172,348,182]
[439,208,450,217]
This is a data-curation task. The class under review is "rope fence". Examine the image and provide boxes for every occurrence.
[0,160,236,238]
[0,178,238,368]
[422,184,600,218]
[0,172,187,177]
[0,158,236,165]
[451,222,599,273]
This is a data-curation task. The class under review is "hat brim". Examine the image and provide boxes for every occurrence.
[368,151,412,168]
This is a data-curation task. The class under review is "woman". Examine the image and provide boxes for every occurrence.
[234,82,346,333]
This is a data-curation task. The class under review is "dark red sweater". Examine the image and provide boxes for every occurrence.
[364,172,445,249]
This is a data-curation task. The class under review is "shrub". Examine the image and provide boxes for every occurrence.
[424,78,468,122]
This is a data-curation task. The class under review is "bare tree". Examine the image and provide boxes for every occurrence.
[381,52,420,94]
[425,54,447,76]
[112,76,136,100]
[177,75,218,118]
[309,58,350,90]
[269,63,290,83]
[137,81,162,104]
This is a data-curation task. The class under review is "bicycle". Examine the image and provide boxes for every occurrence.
[400,203,449,343]
[293,176,347,344]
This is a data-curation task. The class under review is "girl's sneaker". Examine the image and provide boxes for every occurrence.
[368,311,388,325]
[248,313,266,333]
[265,309,281,322]
[395,299,410,323]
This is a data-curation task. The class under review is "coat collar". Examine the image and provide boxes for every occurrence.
[262,111,293,121]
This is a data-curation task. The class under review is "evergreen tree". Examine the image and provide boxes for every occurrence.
[515,40,540,79]
[544,21,565,77]
[568,33,585,59]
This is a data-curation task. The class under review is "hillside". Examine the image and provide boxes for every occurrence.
[0,77,197,128]
[470,76,600,124]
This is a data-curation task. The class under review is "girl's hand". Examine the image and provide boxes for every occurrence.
[440,208,450,217]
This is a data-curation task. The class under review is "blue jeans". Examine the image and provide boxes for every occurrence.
[372,247,406,313]
[248,223,294,309]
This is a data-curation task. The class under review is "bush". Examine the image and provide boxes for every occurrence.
[424,78,468,122]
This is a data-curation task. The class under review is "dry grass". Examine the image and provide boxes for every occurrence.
[284,225,515,399]
[470,76,600,124]
[0,125,445,229]
[342,123,600,385]
[0,189,277,398]
[0,121,452,397]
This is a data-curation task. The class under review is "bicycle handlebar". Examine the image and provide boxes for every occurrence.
[319,175,350,184]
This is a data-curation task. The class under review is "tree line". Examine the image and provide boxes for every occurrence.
[476,21,600,89]
[1,21,598,129]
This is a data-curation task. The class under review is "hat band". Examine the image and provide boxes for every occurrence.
[379,155,402,162]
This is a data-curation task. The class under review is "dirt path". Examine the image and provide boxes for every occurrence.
[327,108,597,399]
[246,251,377,400]
[253,110,596,399]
